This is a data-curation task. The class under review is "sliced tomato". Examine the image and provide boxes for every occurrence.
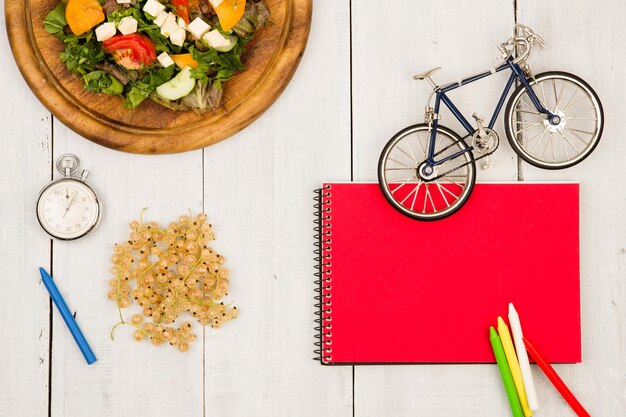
[172,0,190,24]
[102,34,157,70]
[211,0,246,32]
[65,0,104,35]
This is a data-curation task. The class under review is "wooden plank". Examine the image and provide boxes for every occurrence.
[515,2,626,414]
[0,4,52,415]
[49,126,205,416]
[201,0,353,414]
[351,1,520,415]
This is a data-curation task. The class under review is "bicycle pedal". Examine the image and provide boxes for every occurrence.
[471,113,485,124]
[482,157,495,170]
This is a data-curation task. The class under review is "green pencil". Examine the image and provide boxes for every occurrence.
[490,326,524,417]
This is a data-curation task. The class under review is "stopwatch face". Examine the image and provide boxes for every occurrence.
[36,178,101,240]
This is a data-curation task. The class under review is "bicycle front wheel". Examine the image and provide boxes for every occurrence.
[377,124,476,221]
[504,72,604,169]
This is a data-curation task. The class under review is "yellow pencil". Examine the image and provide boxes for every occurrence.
[498,316,533,417]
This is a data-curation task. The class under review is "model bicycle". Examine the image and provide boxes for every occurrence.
[378,24,603,220]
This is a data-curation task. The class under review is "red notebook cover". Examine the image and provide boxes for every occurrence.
[315,183,580,364]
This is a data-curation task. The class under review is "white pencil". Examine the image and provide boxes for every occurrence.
[508,302,539,410]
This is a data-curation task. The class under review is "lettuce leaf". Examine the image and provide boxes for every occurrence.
[125,65,176,108]
[59,33,106,75]
[83,70,124,95]
[43,3,68,39]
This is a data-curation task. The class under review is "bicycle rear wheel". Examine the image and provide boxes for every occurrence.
[504,72,603,169]
[377,124,476,221]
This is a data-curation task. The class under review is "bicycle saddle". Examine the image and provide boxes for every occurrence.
[413,67,441,80]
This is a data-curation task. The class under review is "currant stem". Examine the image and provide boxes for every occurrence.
[139,207,148,224]
[137,261,157,281]
[181,258,203,281]
[110,320,126,341]
[188,298,215,308]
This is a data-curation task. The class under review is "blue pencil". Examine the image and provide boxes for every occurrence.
[39,267,97,365]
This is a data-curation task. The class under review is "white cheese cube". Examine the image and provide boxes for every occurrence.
[116,0,131,4]
[160,13,178,37]
[177,16,187,30]
[170,27,187,46]
[143,0,166,17]
[118,16,138,35]
[187,17,211,39]
[95,22,117,42]
[209,0,223,7]
[154,10,168,27]
[157,52,175,68]
[203,29,229,48]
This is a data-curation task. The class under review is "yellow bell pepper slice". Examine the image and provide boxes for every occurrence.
[170,54,200,70]
[65,0,105,35]
[210,0,246,32]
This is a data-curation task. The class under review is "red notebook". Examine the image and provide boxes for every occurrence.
[314,183,581,365]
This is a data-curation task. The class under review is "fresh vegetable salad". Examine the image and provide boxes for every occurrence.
[44,0,270,112]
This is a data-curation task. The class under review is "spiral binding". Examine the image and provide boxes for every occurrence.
[313,185,333,364]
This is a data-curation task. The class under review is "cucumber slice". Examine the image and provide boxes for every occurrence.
[214,35,238,52]
[156,67,196,101]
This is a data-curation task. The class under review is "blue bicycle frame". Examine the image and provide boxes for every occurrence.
[426,56,557,167]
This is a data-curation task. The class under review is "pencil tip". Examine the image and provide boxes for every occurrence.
[497,316,505,326]
[509,302,516,313]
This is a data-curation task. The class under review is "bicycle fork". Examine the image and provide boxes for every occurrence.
[510,63,561,125]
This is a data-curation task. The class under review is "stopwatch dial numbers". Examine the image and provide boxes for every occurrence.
[37,180,99,240]
[53,187,77,206]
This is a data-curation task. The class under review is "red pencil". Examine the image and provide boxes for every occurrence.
[523,336,590,417]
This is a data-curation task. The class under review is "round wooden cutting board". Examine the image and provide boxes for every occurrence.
[5,0,312,154]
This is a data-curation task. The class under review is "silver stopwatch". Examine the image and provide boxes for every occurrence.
[36,154,102,240]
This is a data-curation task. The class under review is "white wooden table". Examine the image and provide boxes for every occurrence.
[1,1,624,415]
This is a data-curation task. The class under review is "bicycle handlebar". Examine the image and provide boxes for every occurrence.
[498,24,545,64]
